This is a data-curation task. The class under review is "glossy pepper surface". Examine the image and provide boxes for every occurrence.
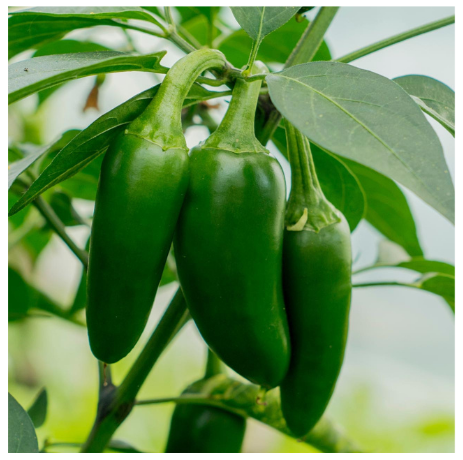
[280,122,352,438]
[174,63,291,389]
[86,50,227,364]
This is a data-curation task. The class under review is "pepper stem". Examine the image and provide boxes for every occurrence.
[203,61,269,154]
[128,49,228,150]
[285,120,341,232]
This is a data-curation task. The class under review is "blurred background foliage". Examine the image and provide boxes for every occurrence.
[8,6,454,453]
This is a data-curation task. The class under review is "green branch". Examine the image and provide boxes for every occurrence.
[135,375,362,453]
[336,15,455,63]
[80,289,189,453]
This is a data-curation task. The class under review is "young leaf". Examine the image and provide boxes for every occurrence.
[9,51,167,104]
[8,393,39,453]
[8,84,231,216]
[272,126,365,232]
[267,62,455,223]
[393,75,455,136]
[230,7,300,42]
[342,158,423,257]
[218,18,331,69]
[27,389,48,428]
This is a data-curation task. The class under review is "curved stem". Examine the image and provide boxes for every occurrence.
[81,288,189,453]
[204,349,223,379]
[353,281,413,288]
[336,15,455,63]
[33,196,88,268]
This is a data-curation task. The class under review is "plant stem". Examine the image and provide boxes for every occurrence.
[286,7,339,67]
[33,196,88,268]
[353,281,412,289]
[80,288,189,453]
[204,349,223,378]
[336,15,455,63]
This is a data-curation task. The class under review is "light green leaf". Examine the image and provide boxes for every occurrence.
[230,7,299,42]
[342,158,423,256]
[394,75,455,136]
[8,267,31,322]
[8,393,39,453]
[9,51,167,104]
[27,389,48,428]
[267,62,455,223]
[8,84,231,216]
[415,273,454,312]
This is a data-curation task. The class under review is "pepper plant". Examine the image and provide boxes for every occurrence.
[8,6,455,454]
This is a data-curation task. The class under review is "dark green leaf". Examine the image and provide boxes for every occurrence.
[9,51,167,104]
[106,440,143,453]
[27,389,48,428]
[342,158,423,256]
[230,7,300,42]
[8,267,31,322]
[272,126,365,231]
[49,191,86,227]
[33,40,112,106]
[9,84,231,216]
[393,75,455,136]
[267,62,455,223]
[68,239,90,316]
[180,15,221,47]
[177,6,220,24]
[219,18,331,69]
[8,393,39,453]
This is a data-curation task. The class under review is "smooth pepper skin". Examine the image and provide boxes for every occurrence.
[86,134,188,363]
[281,216,352,438]
[86,49,228,363]
[280,122,352,438]
[165,403,246,453]
[174,65,291,389]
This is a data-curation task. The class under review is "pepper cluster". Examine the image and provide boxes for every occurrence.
[85,49,352,451]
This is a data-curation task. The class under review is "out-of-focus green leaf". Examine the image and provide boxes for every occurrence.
[49,191,86,227]
[8,393,39,453]
[8,266,31,322]
[106,440,144,453]
[267,62,454,223]
[68,238,90,316]
[342,158,423,257]
[394,75,455,136]
[8,84,231,216]
[8,7,163,59]
[219,18,331,69]
[272,125,365,232]
[230,7,299,42]
[27,389,48,428]
[413,273,455,312]
[9,51,167,104]
[180,15,221,47]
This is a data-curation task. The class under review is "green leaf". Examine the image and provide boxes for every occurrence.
[33,39,112,106]
[8,84,231,216]
[267,62,455,223]
[176,375,362,453]
[342,158,423,256]
[8,267,31,322]
[415,273,454,312]
[180,15,221,47]
[219,18,331,69]
[68,239,90,316]
[9,51,167,104]
[106,440,143,453]
[8,393,39,453]
[393,75,455,136]
[8,131,80,189]
[272,126,365,232]
[27,389,48,428]
[8,6,162,60]
[49,191,86,227]
[230,7,300,42]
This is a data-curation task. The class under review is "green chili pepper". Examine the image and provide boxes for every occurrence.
[86,49,228,364]
[174,63,291,389]
[165,351,246,453]
[280,121,352,438]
